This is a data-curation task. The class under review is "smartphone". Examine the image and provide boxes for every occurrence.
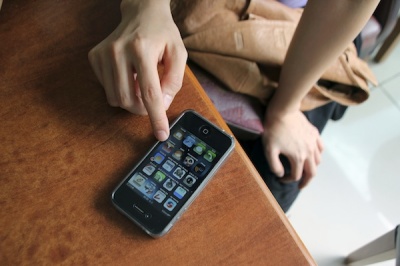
[111,110,235,238]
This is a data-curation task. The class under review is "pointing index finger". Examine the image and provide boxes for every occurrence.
[137,60,170,141]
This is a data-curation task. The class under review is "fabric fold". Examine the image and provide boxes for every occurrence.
[174,0,378,110]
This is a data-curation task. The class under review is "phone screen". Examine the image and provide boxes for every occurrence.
[112,110,234,237]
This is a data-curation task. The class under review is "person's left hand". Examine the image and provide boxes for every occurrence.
[262,108,324,189]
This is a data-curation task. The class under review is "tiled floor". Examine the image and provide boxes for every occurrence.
[289,43,400,266]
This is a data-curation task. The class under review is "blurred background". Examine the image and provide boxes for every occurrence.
[289,42,400,265]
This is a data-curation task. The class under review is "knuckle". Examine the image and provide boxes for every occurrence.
[307,165,317,178]
[177,46,188,61]
[116,89,133,109]
[168,76,183,92]
[88,49,96,63]
[120,100,147,115]
[106,95,119,107]
[119,97,132,110]
[169,42,188,65]
[264,144,274,157]
[141,87,160,103]
[312,128,320,138]
[294,153,305,164]
[294,175,302,182]
[110,40,124,57]
[310,169,317,178]
[88,47,102,67]
[306,147,314,157]
[130,34,149,54]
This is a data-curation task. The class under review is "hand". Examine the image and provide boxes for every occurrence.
[88,0,187,141]
[262,108,323,189]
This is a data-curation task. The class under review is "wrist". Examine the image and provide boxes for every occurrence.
[266,96,300,121]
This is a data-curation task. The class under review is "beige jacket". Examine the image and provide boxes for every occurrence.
[172,0,378,110]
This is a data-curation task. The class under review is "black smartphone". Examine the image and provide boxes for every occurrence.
[111,110,235,237]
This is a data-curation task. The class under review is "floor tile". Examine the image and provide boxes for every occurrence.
[369,42,400,84]
[381,74,400,109]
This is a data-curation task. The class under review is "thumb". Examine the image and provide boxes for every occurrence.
[265,149,285,178]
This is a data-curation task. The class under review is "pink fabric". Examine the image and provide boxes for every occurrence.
[278,0,306,8]
[190,64,265,135]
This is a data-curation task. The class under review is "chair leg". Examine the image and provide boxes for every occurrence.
[374,17,400,63]
[396,225,399,266]
[345,226,398,266]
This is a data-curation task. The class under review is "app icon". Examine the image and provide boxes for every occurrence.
[173,167,186,179]
[172,150,183,161]
[183,175,196,187]
[173,186,187,199]
[163,178,177,191]
[173,130,184,140]
[183,155,195,167]
[162,141,174,153]
[193,143,206,155]
[183,136,196,148]
[143,181,156,196]
[152,152,165,164]
[162,159,175,172]
[143,164,156,176]
[204,150,216,162]
[153,190,167,203]
[193,163,206,175]
[163,198,177,211]
[128,173,147,188]
[154,171,166,183]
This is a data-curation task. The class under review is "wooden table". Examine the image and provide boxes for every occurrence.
[0,1,316,265]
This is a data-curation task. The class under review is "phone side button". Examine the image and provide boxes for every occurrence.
[164,223,173,234]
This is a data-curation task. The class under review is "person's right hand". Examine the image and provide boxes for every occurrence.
[88,0,187,141]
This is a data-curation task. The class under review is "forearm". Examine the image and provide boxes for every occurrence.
[268,0,380,115]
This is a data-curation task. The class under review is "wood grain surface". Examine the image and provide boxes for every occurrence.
[0,1,316,265]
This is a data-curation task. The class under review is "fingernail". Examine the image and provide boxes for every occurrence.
[163,94,173,110]
[156,130,168,141]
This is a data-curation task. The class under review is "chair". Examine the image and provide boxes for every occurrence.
[374,16,400,62]
[345,225,399,266]
[359,0,400,60]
